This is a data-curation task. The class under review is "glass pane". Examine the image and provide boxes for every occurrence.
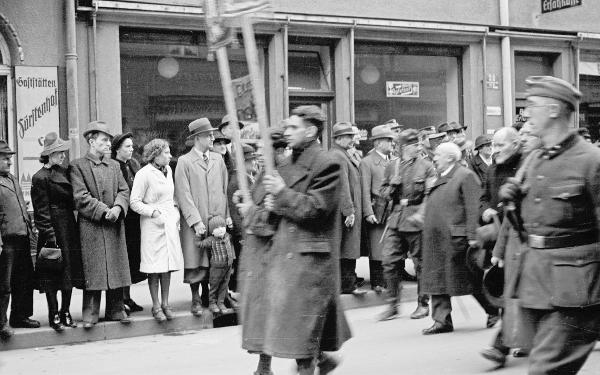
[0,75,6,141]
[288,46,331,91]
[514,53,555,94]
[579,50,600,142]
[354,47,460,154]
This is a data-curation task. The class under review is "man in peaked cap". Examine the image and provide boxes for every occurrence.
[174,118,232,318]
[498,76,600,373]
[378,129,436,321]
[70,121,132,328]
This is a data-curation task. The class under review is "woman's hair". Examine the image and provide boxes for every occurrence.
[142,138,169,164]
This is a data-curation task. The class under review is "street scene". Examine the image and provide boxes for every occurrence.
[2,1,600,375]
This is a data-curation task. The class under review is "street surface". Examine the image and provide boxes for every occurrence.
[2,296,599,375]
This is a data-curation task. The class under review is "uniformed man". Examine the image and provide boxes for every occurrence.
[378,129,436,321]
[438,121,473,167]
[500,75,600,374]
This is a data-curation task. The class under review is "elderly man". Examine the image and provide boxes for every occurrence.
[421,142,499,335]
[175,118,231,317]
[329,122,364,295]
[500,76,600,375]
[469,135,492,185]
[378,129,436,321]
[70,121,131,328]
[245,105,351,375]
[438,122,473,166]
[360,125,396,292]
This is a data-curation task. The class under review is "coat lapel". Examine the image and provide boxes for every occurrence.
[280,142,320,189]
[430,163,459,192]
[0,175,15,193]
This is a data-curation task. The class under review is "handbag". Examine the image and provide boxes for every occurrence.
[37,246,64,272]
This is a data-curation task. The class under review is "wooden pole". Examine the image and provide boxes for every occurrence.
[215,47,251,201]
[240,15,275,175]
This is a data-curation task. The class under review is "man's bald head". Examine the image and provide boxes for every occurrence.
[493,127,520,164]
[434,142,462,172]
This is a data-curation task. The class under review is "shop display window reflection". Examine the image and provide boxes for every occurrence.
[579,50,600,142]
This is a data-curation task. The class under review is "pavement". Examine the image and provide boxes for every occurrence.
[3,296,600,374]
[0,257,399,351]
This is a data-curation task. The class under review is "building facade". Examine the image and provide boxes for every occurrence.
[2,0,600,199]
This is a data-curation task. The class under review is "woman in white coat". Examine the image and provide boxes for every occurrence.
[130,139,184,322]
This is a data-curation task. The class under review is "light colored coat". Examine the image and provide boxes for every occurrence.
[174,149,229,269]
[130,164,184,273]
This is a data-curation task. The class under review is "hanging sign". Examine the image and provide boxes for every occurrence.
[541,0,582,14]
[386,81,420,98]
[14,66,60,206]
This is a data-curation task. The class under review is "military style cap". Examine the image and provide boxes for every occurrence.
[83,121,114,138]
[370,125,395,141]
[0,140,15,154]
[332,122,356,138]
[525,75,582,108]
[474,135,492,150]
[384,119,403,130]
[437,121,466,133]
[397,129,419,145]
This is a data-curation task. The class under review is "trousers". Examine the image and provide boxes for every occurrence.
[0,236,34,322]
[82,288,126,323]
[431,293,499,326]
[340,259,358,293]
[209,265,232,305]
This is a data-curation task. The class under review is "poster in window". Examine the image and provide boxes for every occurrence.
[14,66,60,207]
[386,81,420,98]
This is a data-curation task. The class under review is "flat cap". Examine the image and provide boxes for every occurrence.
[397,129,419,145]
[525,75,582,108]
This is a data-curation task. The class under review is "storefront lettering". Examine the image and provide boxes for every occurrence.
[17,88,58,139]
[541,0,582,14]
[15,76,57,89]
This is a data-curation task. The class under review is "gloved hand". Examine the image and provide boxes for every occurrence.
[499,177,523,202]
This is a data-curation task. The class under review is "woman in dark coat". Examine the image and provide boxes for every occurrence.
[112,133,146,313]
[31,133,84,331]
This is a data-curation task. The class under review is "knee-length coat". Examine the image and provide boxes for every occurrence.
[329,144,362,260]
[422,164,481,296]
[31,165,84,291]
[239,141,352,358]
[70,153,131,291]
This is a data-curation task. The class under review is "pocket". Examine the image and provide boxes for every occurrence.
[548,183,584,222]
[550,245,600,307]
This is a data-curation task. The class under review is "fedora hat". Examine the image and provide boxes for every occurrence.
[219,114,245,132]
[187,118,217,139]
[41,132,70,156]
[483,264,505,308]
[0,139,15,154]
[83,121,114,138]
[332,122,356,138]
[370,125,395,141]
[474,135,492,150]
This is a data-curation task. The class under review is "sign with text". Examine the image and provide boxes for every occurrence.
[14,66,60,206]
[541,0,582,14]
[386,81,420,98]
[232,74,256,121]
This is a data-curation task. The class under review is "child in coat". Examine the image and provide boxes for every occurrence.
[196,216,236,314]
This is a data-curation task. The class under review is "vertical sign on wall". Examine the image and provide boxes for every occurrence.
[14,66,60,207]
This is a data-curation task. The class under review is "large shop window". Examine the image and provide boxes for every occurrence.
[354,42,463,153]
[120,29,267,159]
[579,50,600,142]
[514,52,558,124]
[0,35,8,141]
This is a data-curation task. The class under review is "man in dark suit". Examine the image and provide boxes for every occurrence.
[469,135,492,185]
[421,142,499,335]
[0,140,40,339]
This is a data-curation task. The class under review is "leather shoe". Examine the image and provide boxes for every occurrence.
[422,322,453,335]
[218,302,234,315]
[486,314,501,328]
[372,285,385,294]
[0,326,14,339]
[10,318,41,329]
[410,305,429,319]
[191,301,203,317]
[378,304,398,321]
[60,311,77,328]
[124,299,144,313]
[481,347,507,367]
[317,353,340,375]
[161,305,174,321]
[152,307,167,323]
[513,348,529,358]
[82,322,95,329]
[209,302,221,315]
[49,313,65,332]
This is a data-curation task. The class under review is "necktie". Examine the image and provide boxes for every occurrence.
[203,153,208,163]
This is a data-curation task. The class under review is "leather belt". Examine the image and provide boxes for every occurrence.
[527,231,598,249]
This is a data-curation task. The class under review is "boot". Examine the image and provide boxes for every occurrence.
[378,298,399,321]
[410,304,429,319]
[49,313,65,332]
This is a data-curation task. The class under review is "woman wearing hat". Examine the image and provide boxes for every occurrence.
[31,133,84,331]
[111,133,146,314]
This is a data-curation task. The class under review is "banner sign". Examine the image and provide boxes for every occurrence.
[541,0,582,14]
[203,0,235,51]
[386,81,420,98]
[14,66,60,206]
[232,74,256,121]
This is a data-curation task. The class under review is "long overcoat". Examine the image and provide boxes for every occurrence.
[70,153,131,291]
[31,165,84,291]
[359,150,390,260]
[329,144,362,259]
[174,149,229,270]
[421,164,481,296]
[239,141,352,358]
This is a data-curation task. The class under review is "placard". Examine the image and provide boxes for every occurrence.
[14,66,60,206]
[541,0,582,14]
[232,74,256,121]
[386,81,419,98]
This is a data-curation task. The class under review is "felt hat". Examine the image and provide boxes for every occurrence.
[397,129,419,145]
[474,135,492,150]
[332,122,356,138]
[213,130,231,145]
[0,140,15,154]
[187,118,217,139]
[83,121,114,138]
[41,132,70,156]
[110,132,133,155]
[525,75,582,108]
[219,114,245,132]
[208,216,227,234]
[370,125,395,141]
[483,264,505,308]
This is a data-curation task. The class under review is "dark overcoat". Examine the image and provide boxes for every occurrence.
[239,141,352,358]
[116,158,146,284]
[70,153,131,291]
[329,144,362,259]
[469,154,489,186]
[422,164,481,296]
[31,165,84,291]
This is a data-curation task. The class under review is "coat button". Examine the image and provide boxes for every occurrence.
[286,252,293,259]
